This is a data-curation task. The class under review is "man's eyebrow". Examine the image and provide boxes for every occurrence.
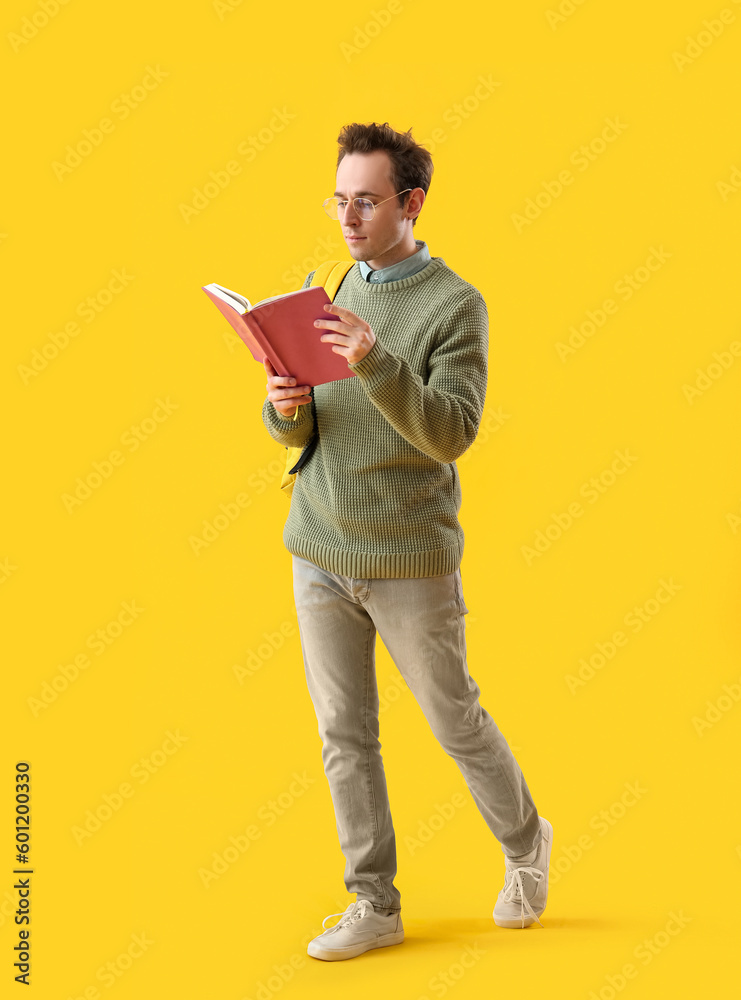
[333,190,382,197]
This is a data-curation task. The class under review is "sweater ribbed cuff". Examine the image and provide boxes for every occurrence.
[348,336,395,383]
[266,399,311,426]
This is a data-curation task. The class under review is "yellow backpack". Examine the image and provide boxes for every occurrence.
[280,260,355,498]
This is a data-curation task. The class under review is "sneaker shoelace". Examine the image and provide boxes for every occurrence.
[502,865,545,928]
[321,899,374,930]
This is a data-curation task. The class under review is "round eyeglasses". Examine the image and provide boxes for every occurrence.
[322,188,413,221]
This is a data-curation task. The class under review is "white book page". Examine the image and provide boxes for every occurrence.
[204,283,252,313]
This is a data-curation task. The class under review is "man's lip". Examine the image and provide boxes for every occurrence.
[346,235,365,239]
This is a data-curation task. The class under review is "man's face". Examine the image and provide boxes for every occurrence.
[333,150,416,267]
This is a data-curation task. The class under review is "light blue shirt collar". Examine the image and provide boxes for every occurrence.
[358,239,431,283]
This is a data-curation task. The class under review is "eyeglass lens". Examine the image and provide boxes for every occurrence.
[328,198,375,220]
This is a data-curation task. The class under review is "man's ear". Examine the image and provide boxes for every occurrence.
[406,187,425,220]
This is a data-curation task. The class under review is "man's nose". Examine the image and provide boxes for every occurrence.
[342,200,362,223]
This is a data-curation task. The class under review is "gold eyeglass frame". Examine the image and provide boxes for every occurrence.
[323,188,413,221]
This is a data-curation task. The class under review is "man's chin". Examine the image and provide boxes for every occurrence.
[346,240,370,257]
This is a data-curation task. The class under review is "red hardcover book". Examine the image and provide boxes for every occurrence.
[202,282,357,387]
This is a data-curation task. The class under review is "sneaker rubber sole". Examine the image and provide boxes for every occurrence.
[307,928,405,961]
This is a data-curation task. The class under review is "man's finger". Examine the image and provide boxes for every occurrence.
[323,303,360,322]
[324,304,368,330]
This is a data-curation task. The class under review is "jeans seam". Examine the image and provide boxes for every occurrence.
[454,574,532,854]
[362,616,386,906]
[466,709,534,856]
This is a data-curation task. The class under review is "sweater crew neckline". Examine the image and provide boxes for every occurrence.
[348,255,447,293]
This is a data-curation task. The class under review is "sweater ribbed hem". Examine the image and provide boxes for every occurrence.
[284,531,463,579]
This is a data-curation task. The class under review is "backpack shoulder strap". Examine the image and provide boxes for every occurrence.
[309,260,355,300]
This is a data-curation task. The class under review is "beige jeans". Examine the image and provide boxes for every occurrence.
[292,554,542,913]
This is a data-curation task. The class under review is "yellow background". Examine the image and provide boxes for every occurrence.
[2,0,740,996]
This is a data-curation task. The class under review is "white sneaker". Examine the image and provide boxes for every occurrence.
[493,817,553,928]
[307,899,404,961]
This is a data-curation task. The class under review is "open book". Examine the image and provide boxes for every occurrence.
[202,282,357,387]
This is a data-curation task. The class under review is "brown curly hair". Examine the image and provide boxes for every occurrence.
[335,121,433,228]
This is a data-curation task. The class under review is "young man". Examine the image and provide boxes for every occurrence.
[261,122,552,961]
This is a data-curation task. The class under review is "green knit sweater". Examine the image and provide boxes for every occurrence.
[261,255,488,578]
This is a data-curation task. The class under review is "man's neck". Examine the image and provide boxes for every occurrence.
[368,240,420,272]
